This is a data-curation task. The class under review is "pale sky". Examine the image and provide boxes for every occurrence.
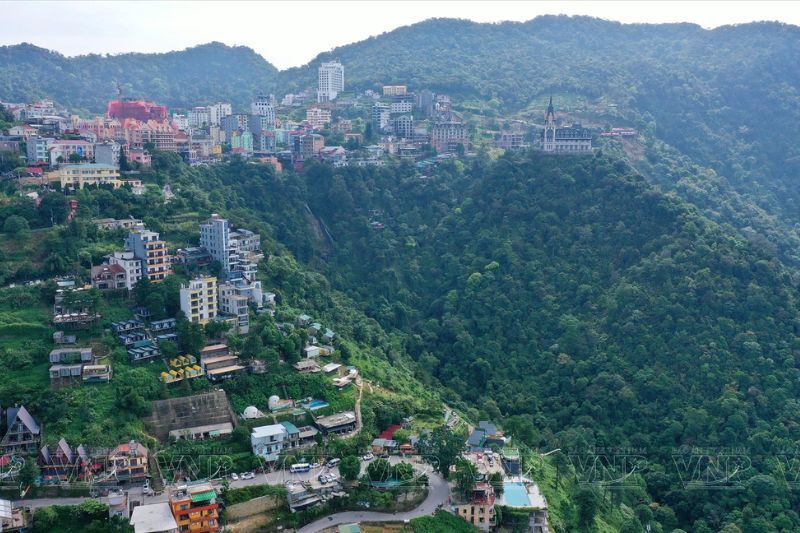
[3,1,798,69]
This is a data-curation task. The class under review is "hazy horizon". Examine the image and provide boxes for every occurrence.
[3,0,798,69]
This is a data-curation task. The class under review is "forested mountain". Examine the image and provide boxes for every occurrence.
[4,16,800,530]
[3,17,800,260]
[154,151,800,531]
[0,42,279,113]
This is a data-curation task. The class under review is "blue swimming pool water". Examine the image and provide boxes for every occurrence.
[501,482,531,507]
[308,399,329,410]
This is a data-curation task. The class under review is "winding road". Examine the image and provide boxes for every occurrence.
[298,459,450,533]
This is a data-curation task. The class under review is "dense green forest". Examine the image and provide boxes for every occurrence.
[0,42,278,114]
[167,152,800,532]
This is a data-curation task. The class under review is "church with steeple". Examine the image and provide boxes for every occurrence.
[540,97,593,153]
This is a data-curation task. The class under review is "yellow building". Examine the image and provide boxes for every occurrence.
[180,276,218,324]
[45,163,141,189]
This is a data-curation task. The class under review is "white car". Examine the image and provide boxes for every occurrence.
[310,462,321,469]
[241,472,255,480]
[230,473,239,481]
[362,453,374,461]
[328,473,339,482]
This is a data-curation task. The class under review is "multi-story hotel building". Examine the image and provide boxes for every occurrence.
[125,224,171,282]
[179,276,218,325]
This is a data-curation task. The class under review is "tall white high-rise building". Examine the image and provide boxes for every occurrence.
[251,95,276,129]
[317,61,344,103]
[199,214,261,280]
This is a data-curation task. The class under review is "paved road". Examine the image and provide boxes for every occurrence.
[17,486,170,509]
[297,459,450,533]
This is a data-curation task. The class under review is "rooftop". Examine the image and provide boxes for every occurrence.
[129,502,178,533]
[252,424,286,438]
[315,411,356,428]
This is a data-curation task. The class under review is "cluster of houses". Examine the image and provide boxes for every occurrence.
[48,346,112,388]
[2,67,612,206]
[91,221,171,290]
[175,214,275,335]
[0,404,150,487]
[112,317,177,363]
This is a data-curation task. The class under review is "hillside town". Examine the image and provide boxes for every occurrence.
[0,61,599,533]
[0,61,627,187]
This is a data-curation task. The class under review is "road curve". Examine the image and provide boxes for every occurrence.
[297,468,449,533]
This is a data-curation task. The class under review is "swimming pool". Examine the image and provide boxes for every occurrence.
[500,482,532,507]
[307,399,329,410]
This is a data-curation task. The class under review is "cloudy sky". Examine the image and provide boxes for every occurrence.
[4,1,797,69]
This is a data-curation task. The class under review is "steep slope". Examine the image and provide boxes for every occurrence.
[291,152,800,531]
[0,42,279,112]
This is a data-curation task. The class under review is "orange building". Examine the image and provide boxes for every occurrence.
[125,224,171,282]
[168,482,220,533]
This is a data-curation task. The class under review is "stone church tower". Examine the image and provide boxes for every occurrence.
[542,96,557,152]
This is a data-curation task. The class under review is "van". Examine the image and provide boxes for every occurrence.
[326,458,341,468]
[290,463,311,473]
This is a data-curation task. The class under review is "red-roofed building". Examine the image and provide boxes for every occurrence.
[107,440,148,483]
[107,100,168,122]
[91,264,127,290]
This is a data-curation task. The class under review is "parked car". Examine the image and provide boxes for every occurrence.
[310,462,321,469]
[327,458,341,468]
[362,452,374,461]
[318,474,329,484]
[328,473,339,482]
[230,473,239,481]
[241,472,255,480]
[380,452,390,459]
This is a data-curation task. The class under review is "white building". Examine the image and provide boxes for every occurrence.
[207,102,232,126]
[218,281,251,334]
[199,214,262,280]
[107,251,143,290]
[129,502,178,533]
[390,101,413,114]
[317,61,344,103]
[188,107,210,128]
[251,424,287,461]
[251,95,276,128]
[171,114,189,131]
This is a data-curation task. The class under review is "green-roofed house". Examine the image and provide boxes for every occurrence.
[338,524,361,533]
[169,481,219,532]
[281,420,319,451]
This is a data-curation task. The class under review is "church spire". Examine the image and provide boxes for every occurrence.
[545,96,556,127]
